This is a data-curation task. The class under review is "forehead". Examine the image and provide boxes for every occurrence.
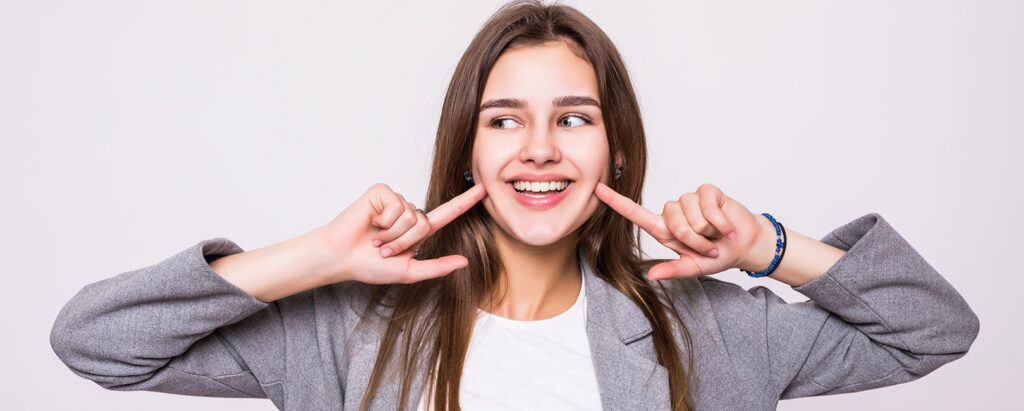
[482,41,599,100]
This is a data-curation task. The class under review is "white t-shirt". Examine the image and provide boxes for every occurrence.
[417,272,602,410]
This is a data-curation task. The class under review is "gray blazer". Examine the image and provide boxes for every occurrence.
[50,213,979,410]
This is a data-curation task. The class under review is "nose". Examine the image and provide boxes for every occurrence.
[517,124,561,166]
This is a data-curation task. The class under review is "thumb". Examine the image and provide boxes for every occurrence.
[405,255,468,282]
[648,256,703,280]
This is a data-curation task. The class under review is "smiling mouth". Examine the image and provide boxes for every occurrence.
[510,180,573,198]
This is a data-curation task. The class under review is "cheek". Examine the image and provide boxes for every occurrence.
[472,136,513,179]
[565,143,610,180]
[472,136,516,215]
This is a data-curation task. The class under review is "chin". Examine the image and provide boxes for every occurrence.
[485,199,594,249]
[507,224,575,247]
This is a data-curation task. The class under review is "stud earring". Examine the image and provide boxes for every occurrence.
[464,170,474,184]
[614,167,622,180]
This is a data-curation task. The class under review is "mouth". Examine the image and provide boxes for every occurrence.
[510,179,573,198]
[503,175,576,209]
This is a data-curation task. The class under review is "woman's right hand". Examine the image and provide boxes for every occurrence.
[317,183,487,285]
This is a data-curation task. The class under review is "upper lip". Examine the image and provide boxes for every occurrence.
[506,173,575,183]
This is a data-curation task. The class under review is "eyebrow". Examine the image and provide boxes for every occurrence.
[479,95,601,112]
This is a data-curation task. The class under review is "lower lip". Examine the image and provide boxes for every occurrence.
[508,182,572,209]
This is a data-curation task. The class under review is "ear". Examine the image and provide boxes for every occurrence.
[614,151,624,169]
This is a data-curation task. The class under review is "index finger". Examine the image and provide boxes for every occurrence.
[426,184,487,233]
[594,182,667,238]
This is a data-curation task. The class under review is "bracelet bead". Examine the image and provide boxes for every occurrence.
[742,213,788,278]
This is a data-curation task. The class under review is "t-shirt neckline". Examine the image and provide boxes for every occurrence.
[475,272,586,329]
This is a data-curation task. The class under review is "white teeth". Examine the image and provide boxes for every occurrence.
[511,180,570,194]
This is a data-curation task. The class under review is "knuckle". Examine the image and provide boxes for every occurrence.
[679,228,698,243]
[396,201,407,210]
[413,221,431,237]
[392,223,429,253]
[377,211,397,226]
[698,183,717,192]
[684,211,701,225]
[669,221,691,239]
[683,214,698,227]
[411,213,429,230]
[687,232,709,248]
[400,212,417,227]
[382,212,400,227]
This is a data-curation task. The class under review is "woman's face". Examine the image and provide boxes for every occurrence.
[472,40,611,247]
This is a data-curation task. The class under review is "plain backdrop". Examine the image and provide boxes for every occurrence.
[2,0,1020,409]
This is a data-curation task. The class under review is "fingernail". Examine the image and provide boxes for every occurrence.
[728,231,736,239]
[372,239,382,247]
[380,247,393,257]
[709,248,719,258]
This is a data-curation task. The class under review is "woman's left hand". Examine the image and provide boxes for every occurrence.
[594,182,770,280]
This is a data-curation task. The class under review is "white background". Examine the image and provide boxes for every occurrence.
[2,0,1020,409]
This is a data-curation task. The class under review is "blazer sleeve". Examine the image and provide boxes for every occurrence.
[702,213,980,400]
[49,238,324,408]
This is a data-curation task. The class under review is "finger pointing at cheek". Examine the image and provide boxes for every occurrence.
[593,182,671,240]
[426,184,487,234]
[595,182,721,259]
[376,184,488,258]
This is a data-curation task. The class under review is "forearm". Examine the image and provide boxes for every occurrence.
[746,215,847,287]
[211,226,336,302]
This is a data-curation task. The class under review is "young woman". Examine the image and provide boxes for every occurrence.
[51,1,979,410]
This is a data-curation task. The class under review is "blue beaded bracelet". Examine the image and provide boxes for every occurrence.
[741,213,788,278]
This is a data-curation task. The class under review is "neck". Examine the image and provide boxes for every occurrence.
[483,225,583,321]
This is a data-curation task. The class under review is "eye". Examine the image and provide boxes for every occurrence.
[490,117,521,129]
[558,114,591,128]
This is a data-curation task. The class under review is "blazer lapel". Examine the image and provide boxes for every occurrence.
[580,250,672,410]
[342,294,429,411]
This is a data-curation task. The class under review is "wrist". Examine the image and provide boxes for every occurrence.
[738,214,780,273]
[307,225,352,284]
[210,228,338,302]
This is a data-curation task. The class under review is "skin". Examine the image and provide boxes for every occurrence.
[471,40,610,320]
[213,40,850,314]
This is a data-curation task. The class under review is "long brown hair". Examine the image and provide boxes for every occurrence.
[359,1,695,410]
